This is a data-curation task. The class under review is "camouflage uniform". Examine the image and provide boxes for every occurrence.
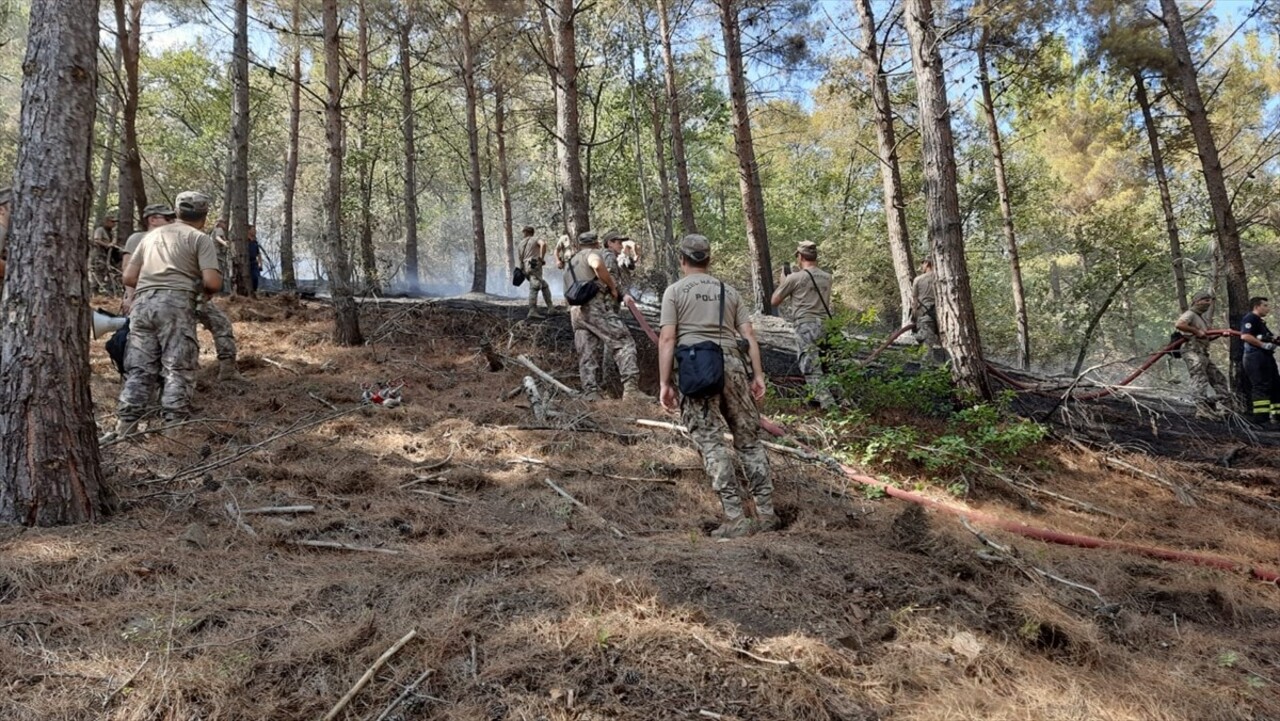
[91,225,118,295]
[794,318,835,407]
[680,353,774,520]
[571,293,639,393]
[196,297,237,361]
[519,236,554,314]
[118,290,199,422]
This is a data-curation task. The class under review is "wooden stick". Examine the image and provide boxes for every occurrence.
[223,501,258,537]
[514,354,579,396]
[321,629,419,721]
[509,456,676,484]
[523,375,551,421]
[262,356,301,375]
[373,668,435,721]
[543,478,626,538]
[291,540,400,555]
[410,489,472,504]
[413,451,455,474]
[1100,455,1195,506]
[308,392,339,411]
[240,505,316,515]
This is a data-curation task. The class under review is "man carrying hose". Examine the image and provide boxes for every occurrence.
[771,240,836,410]
[1241,296,1280,426]
[1174,291,1232,420]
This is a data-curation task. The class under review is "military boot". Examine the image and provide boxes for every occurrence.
[98,418,138,445]
[622,378,654,402]
[527,307,546,321]
[580,389,602,402]
[754,512,782,533]
[711,516,754,540]
[218,359,245,382]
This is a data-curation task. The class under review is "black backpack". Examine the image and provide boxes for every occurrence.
[105,319,130,376]
[512,265,526,287]
[676,281,726,399]
[564,259,599,306]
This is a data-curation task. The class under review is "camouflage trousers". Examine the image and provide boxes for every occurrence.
[524,260,553,310]
[571,296,638,392]
[794,319,835,408]
[681,354,773,519]
[196,298,237,360]
[118,290,198,422]
[1182,344,1230,411]
[90,246,119,296]
[914,306,939,347]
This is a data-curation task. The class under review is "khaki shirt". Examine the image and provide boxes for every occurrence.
[564,248,602,293]
[912,271,936,311]
[126,222,220,295]
[775,266,832,323]
[1177,309,1212,351]
[554,236,574,265]
[93,225,115,248]
[123,231,147,256]
[660,273,750,352]
[519,236,544,263]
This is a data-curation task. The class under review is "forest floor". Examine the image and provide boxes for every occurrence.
[2,294,1279,721]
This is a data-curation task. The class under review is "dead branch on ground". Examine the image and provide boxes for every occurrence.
[321,629,419,721]
[544,477,627,538]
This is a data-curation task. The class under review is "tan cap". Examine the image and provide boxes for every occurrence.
[679,234,710,262]
[797,241,818,259]
[175,191,210,215]
[577,230,599,245]
[1192,291,1214,303]
[601,229,630,244]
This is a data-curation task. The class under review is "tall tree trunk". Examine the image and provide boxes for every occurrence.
[323,0,363,344]
[976,30,1030,370]
[113,0,146,237]
[715,0,774,313]
[495,80,515,278]
[280,0,301,291]
[854,0,914,327]
[356,0,378,293]
[553,0,589,237]
[0,0,107,525]
[656,0,698,236]
[640,6,677,282]
[94,43,122,225]
[460,9,487,294]
[1132,70,1187,312]
[399,17,420,290]
[230,0,252,295]
[1160,0,1248,400]
[626,45,657,250]
[903,0,991,399]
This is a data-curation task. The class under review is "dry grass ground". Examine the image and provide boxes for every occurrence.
[2,295,1279,720]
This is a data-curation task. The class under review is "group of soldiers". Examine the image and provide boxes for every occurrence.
[1175,292,1280,425]
[92,212,263,298]
[98,192,246,443]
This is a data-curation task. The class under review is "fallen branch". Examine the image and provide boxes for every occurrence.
[262,356,302,375]
[240,505,315,515]
[308,391,339,411]
[223,501,258,537]
[509,456,676,484]
[102,652,151,709]
[290,540,400,555]
[514,354,579,397]
[961,519,1110,608]
[373,668,435,721]
[321,629,419,721]
[544,478,626,538]
[1100,455,1195,506]
[524,376,552,422]
[413,451,455,474]
[410,489,472,504]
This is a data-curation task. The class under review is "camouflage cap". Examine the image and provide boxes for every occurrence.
[175,191,210,215]
[679,234,711,262]
[577,230,599,245]
[797,240,818,259]
[1192,291,1214,303]
[601,229,630,245]
[142,203,176,219]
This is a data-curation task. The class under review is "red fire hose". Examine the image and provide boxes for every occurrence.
[624,298,1277,585]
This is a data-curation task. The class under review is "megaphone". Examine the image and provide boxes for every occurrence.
[93,308,128,339]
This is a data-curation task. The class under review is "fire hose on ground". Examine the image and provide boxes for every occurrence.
[622,297,1279,585]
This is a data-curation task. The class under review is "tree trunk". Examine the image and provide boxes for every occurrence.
[553,0,589,238]
[356,0,378,293]
[715,0,774,314]
[0,0,108,525]
[1160,0,1248,400]
[640,6,677,283]
[976,30,1030,370]
[323,0,363,344]
[460,9,487,294]
[903,0,991,399]
[399,17,420,291]
[94,43,122,225]
[656,0,698,237]
[230,0,252,295]
[113,0,146,237]
[854,0,914,327]
[495,80,515,279]
[1132,70,1187,312]
[1071,262,1148,376]
[626,44,657,252]
[280,0,301,291]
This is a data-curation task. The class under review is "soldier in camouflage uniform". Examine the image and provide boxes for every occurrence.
[771,240,836,409]
[123,204,244,381]
[1174,291,1231,420]
[518,225,556,319]
[911,257,945,362]
[659,234,776,539]
[553,233,574,270]
[91,211,119,296]
[564,231,651,401]
[100,191,222,443]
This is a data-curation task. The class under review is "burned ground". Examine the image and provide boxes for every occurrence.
[2,295,1279,720]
